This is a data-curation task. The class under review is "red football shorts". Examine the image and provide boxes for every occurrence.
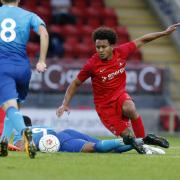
[95,92,132,136]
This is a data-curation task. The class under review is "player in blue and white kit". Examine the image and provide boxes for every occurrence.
[0,0,49,158]
[13,116,134,153]
[11,116,167,154]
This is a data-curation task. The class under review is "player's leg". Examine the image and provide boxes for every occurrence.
[2,99,26,134]
[94,139,133,153]
[143,133,169,148]
[0,116,13,141]
[0,137,8,157]
[120,128,146,154]
[2,65,35,158]
[60,138,133,153]
[122,99,145,138]
[0,65,27,136]
[96,102,146,154]
[63,129,100,143]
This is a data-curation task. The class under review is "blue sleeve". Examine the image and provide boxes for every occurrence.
[30,13,46,33]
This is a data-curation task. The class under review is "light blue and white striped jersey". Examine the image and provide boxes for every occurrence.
[0,5,45,64]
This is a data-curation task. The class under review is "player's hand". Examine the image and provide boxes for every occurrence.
[164,23,180,35]
[8,144,21,151]
[36,61,47,73]
[56,104,69,117]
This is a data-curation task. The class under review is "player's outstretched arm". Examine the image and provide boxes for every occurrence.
[36,25,49,73]
[56,78,82,117]
[134,23,180,48]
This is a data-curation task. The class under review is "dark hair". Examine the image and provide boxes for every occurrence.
[23,116,32,127]
[92,26,118,45]
[1,0,18,3]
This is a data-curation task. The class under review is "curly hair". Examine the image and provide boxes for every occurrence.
[92,26,118,45]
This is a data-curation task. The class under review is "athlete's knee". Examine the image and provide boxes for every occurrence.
[120,128,135,138]
[81,143,95,153]
[2,99,18,111]
[122,101,138,119]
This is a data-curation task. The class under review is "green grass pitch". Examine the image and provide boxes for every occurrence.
[1,136,180,180]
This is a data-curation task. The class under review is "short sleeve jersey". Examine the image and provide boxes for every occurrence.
[77,42,137,105]
[0,5,45,64]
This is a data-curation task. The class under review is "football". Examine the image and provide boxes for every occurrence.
[39,134,60,153]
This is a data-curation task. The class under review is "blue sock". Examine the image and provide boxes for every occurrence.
[115,145,133,153]
[94,139,124,152]
[6,107,26,134]
[0,116,14,141]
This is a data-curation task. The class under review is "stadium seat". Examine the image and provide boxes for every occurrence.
[89,0,105,8]
[74,44,92,58]
[159,106,180,132]
[78,25,94,37]
[49,25,63,37]
[81,35,94,47]
[35,6,52,24]
[85,7,101,19]
[63,41,77,58]
[103,17,118,27]
[61,24,79,37]
[65,36,79,45]
[27,42,40,61]
[101,8,117,19]
[39,0,51,9]
[87,18,102,28]
[72,0,87,8]
[21,0,37,8]
[70,7,85,25]
[30,30,39,42]
[115,26,130,44]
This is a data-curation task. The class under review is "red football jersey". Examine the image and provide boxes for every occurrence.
[77,42,137,105]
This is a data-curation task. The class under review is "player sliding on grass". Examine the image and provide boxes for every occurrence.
[0,116,169,155]
[56,23,180,154]
[0,0,49,158]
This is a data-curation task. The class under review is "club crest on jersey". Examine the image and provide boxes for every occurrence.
[119,62,123,66]
[99,68,106,73]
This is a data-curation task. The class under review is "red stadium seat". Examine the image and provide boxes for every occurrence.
[74,43,92,58]
[103,17,118,27]
[159,106,180,132]
[78,25,94,37]
[65,36,79,45]
[87,18,102,28]
[72,0,87,8]
[27,42,40,61]
[81,35,93,46]
[49,25,63,37]
[29,30,39,42]
[39,0,51,8]
[21,0,37,9]
[61,25,79,37]
[101,8,117,19]
[70,7,85,19]
[85,7,101,19]
[35,6,52,24]
[63,41,77,58]
[89,0,105,8]
[116,26,130,44]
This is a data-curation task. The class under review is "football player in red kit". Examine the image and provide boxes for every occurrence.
[56,24,179,154]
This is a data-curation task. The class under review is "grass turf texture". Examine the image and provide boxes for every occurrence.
[0,136,180,180]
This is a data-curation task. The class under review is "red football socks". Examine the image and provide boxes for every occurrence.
[131,116,145,138]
